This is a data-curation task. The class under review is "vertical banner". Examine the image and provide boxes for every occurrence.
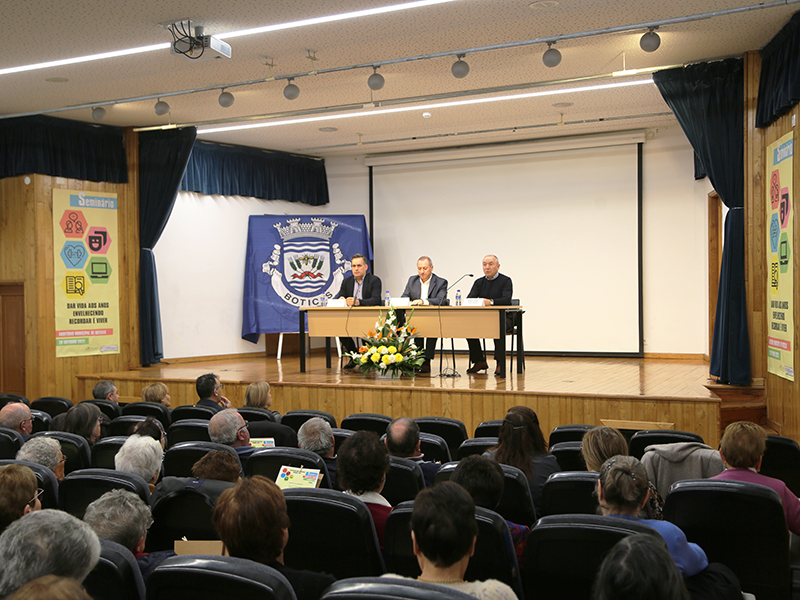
[766,132,794,381]
[242,215,372,341]
[52,190,121,357]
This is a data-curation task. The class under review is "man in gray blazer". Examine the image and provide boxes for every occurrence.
[401,256,448,373]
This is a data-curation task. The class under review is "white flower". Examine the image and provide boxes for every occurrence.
[410,343,417,350]
[388,354,397,363]
[380,347,389,355]
[379,362,387,369]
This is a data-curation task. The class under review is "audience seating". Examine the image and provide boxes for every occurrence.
[415,417,468,459]
[245,447,331,488]
[91,435,129,469]
[332,428,355,454]
[457,437,498,459]
[237,406,277,424]
[123,401,171,429]
[59,468,151,518]
[548,424,595,447]
[282,488,386,579]
[760,434,800,497]
[33,431,91,474]
[108,415,148,437]
[0,393,30,406]
[0,458,59,509]
[418,432,451,464]
[0,426,24,459]
[147,555,296,600]
[163,441,241,478]
[322,577,478,600]
[628,429,704,459]
[538,471,600,518]
[341,413,392,436]
[170,405,216,422]
[30,409,51,433]
[83,399,122,420]
[167,419,211,447]
[522,514,663,600]
[382,456,425,506]
[280,409,337,432]
[433,460,457,485]
[663,479,791,600]
[474,419,502,438]
[548,441,586,471]
[31,396,73,417]
[83,539,146,600]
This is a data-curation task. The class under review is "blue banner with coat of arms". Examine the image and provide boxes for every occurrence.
[242,215,373,342]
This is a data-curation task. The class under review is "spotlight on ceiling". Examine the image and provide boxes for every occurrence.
[218,89,235,107]
[284,78,300,100]
[451,54,470,79]
[640,27,661,52]
[91,107,106,121]
[367,67,385,91]
[542,42,561,68]
[154,99,170,116]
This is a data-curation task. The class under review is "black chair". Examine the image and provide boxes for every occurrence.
[108,415,148,437]
[522,514,663,600]
[549,441,586,471]
[539,471,600,518]
[84,539,146,600]
[0,458,59,509]
[474,419,502,438]
[59,468,151,518]
[281,409,337,432]
[283,488,385,579]
[382,456,425,506]
[31,396,74,417]
[322,577,478,600]
[84,399,122,420]
[384,502,523,599]
[628,429,704,459]
[664,479,791,600]
[33,431,91,474]
[0,426,24,459]
[245,448,331,488]
[457,437,498,459]
[170,405,216,422]
[147,555,296,600]
[163,441,241,478]
[30,409,51,433]
[332,428,355,454]
[167,419,211,448]
[91,435,129,469]
[761,434,800,497]
[123,402,171,429]
[418,432,451,464]
[237,406,277,423]
[415,417,468,459]
[548,424,595,447]
[341,413,392,436]
[0,393,30,406]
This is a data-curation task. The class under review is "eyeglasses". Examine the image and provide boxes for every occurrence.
[237,420,249,434]
[58,455,67,464]
[28,488,43,508]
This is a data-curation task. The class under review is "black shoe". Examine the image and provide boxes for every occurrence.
[419,359,431,374]
[343,359,357,370]
[494,364,502,376]
[466,361,489,374]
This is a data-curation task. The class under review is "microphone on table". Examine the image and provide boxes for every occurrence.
[448,274,474,291]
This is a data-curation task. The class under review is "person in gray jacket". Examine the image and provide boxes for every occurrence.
[641,442,724,498]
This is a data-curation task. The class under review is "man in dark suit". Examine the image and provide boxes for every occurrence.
[385,417,440,487]
[195,373,230,413]
[401,256,448,373]
[335,253,382,368]
[466,254,513,375]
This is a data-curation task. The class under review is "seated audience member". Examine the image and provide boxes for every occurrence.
[385,417,440,487]
[5,575,93,600]
[484,406,559,513]
[337,431,392,546]
[297,417,337,489]
[191,450,242,483]
[114,435,163,492]
[386,481,516,600]
[712,420,800,535]
[212,476,336,600]
[0,464,41,534]
[209,409,254,465]
[0,402,33,439]
[16,436,66,481]
[582,426,663,519]
[242,382,298,447]
[93,380,119,403]
[450,455,529,564]
[593,534,690,600]
[141,382,171,407]
[0,510,100,597]
[195,373,230,413]
[132,417,167,449]
[83,489,175,581]
[62,403,103,446]
[641,441,724,500]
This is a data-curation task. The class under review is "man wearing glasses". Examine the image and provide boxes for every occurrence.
[195,373,231,413]
[0,403,33,440]
[209,409,254,466]
[0,464,41,534]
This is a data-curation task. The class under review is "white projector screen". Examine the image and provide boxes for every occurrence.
[371,143,641,354]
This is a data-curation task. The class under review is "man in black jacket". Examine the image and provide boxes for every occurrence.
[466,254,513,375]
[335,254,382,368]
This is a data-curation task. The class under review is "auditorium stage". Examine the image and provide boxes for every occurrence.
[76,352,741,448]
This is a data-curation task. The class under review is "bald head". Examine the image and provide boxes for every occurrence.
[0,404,32,436]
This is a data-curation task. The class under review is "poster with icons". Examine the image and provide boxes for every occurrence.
[766,132,794,382]
[52,189,120,358]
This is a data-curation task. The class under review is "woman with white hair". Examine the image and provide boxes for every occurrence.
[115,435,163,491]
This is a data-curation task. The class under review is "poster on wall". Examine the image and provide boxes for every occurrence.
[241,215,372,341]
[766,132,794,381]
[52,190,121,357]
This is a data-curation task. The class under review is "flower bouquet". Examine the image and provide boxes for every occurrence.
[347,307,425,377]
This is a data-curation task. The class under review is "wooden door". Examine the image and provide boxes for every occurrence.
[0,283,26,395]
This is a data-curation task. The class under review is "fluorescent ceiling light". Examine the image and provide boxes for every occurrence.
[199,78,653,134]
[0,43,170,76]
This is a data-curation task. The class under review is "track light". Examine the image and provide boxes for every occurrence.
[154,99,170,116]
[542,42,561,68]
[218,89,235,107]
[367,67,385,91]
[640,27,661,52]
[283,78,300,100]
[91,107,106,121]
[451,54,470,79]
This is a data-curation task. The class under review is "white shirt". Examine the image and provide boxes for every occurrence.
[420,277,431,305]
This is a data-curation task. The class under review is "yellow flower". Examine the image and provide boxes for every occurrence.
[394,353,404,363]
[382,354,392,365]
[379,346,388,355]
[360,354,369,363]
[371,353,380,363]
[388,346,397,354]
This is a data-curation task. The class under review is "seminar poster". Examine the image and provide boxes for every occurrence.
[766,132,794,381]
[52,189,121,357]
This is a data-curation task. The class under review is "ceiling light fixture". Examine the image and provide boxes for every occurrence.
[542,42,562,67]
[218,89,235,107]
[154,99,171,116]
[640,27,661,52]
[451,54,470,78]
[284,79,300,100]
[367,67,385,91]
[91,107,106,121]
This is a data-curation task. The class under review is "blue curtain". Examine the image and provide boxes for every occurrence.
[756,11,800,128]
[138,128,197,366]
[654,59,750,385]
[0,115,127,183]
[180,140,329,206]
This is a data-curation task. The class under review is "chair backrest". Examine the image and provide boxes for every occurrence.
[548,424,595,447]
[495,464,537,526]
[0,393,30,406]
[244,447,331,488]
[31,396,74,417]
[382,456,425,506]
[548,441,586,471]
[0,458,59,509]
[341,413,392,436]
[474,419,502,439]
[415,417,468,459]
[33,431,91,474]
[663,479,790,600]
[123,401,171,428]
[761,434,800,497]
[332,428,355,454]
[628,429,704,459]
[59,468,150,517]
[457,437,498,459]
[0,426,24,459]
[539,471,600,518]
[147,555,297,600]
[432,461,457,484]
[163,441,241,478]
[418,432,451,464]
[84,539,146,600]
[282,488,385,579]
[280,409,338,432]
[91,436,129,469]
[322,577,478,600]
[167,419,211,448]
[237,406,277,423]
[522,514,663,600]
[170,405,216,422]
[84,399,122,420]
[108,415,148,437]
[30,409,51,433]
